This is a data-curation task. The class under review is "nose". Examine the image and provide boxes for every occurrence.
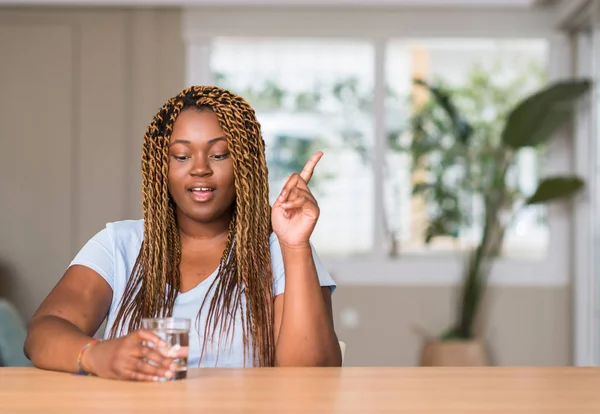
[190,155,213,177]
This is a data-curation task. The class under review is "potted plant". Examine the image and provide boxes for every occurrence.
[405,75,591,366]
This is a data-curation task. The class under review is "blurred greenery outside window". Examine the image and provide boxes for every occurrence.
[208,37,549,260]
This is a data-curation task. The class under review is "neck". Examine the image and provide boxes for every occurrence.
[176,209,233,243]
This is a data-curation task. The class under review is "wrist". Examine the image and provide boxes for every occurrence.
[279,241,312,253]
[78,339,101,376]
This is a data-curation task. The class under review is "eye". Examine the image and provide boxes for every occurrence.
[211,153,230,161]
[172,155,190,162]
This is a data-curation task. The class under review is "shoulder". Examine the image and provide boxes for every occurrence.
[69,219,144,290]
[71,219,143,266]
[104,219,144,245]
[103,219,145,263]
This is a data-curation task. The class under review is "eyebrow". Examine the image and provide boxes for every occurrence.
[170,139,191,146]
[208,136,227,144]
[169,136,227,146]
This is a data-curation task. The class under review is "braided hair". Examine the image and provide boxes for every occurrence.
[108,85,275,367]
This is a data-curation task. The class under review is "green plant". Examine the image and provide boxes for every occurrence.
[268,133,334,196]
[409,76,591,340]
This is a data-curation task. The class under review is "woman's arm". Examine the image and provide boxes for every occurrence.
[26,265,175,380]
[270,151,342,367]
[273,245,341,366]
[24,265,112,372]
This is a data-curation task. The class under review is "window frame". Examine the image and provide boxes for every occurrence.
[554,0,600,367]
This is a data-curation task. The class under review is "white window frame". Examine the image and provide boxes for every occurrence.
[572,28,596,367]
[554,0,600,367]
[182,6,577,288]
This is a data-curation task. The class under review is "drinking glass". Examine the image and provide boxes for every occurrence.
[141,317,190,380]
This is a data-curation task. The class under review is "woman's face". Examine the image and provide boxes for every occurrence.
[167,109,236,224]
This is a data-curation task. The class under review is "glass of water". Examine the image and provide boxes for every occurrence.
[141,317,190,380]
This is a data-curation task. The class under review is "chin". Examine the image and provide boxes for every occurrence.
[187,207,233,224]
[190,214,222,224]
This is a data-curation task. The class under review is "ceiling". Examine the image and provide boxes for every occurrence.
[0,0,555,8]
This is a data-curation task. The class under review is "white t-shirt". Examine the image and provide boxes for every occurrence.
[69,219,336,368]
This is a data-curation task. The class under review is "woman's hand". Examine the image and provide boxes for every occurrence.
[82,329,177,381]
[271,152,323,249]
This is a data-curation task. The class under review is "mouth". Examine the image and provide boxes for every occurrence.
[188,187,216,202]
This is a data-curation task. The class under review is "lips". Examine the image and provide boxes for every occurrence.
[188,186,215,202]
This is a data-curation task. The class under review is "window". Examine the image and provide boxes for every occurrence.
[183,6,563,267]
[210,38,374,258]
[203,35,549,260]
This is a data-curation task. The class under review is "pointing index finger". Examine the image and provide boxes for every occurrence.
[300,151,323,184]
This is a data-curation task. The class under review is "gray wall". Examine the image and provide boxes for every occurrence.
[0,7,572,367]
[0,7,184,319]
[333,286,570,366]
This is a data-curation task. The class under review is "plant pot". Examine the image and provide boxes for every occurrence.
[419,339,489,366]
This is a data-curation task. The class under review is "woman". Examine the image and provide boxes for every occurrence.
[24,86,342,381]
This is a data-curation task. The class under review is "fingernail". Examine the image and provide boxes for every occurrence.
[281,203,289,208]
[170,363,178,371]
[153,376,160,382]
[165,371,173,379]
[279,192,286,201]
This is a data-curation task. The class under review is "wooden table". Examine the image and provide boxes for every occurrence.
[2,367,600,413]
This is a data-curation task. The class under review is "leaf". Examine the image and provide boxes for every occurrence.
[414,78,473,144]
[387,129,405,152]
[412,182,433,196]
[525,176,585,205]
[425,215,461,243]
[502,80,591,149]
